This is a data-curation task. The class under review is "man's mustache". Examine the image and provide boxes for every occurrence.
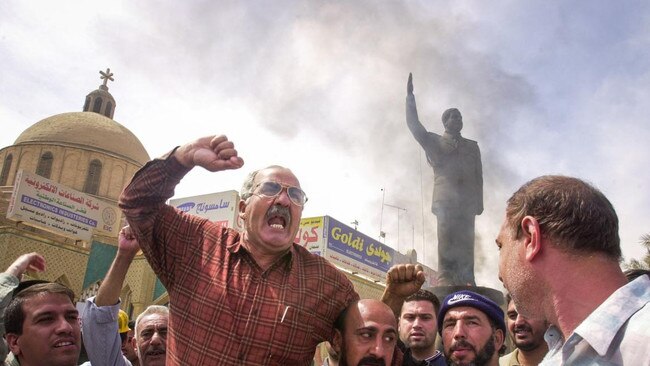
[266,204,291,222]
[357,356,386,366]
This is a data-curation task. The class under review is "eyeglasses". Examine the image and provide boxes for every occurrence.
[252,181,308,206]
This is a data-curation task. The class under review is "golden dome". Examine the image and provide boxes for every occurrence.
[14,112,150,165]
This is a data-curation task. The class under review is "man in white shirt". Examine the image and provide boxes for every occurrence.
[496,175,650,365]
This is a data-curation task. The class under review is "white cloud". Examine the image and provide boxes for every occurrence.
[1,0,648,288]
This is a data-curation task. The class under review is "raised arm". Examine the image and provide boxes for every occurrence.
[381,263,426,318]
[173,135,244,171]
[1,252,46,315]
[82,226,138,366]
[405,73,429,145]
[1,253,46,361]
[119,135,244,288]
[4,252,46,280]
[95,226,139,306]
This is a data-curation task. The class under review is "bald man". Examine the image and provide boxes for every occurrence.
[333,299,401,366]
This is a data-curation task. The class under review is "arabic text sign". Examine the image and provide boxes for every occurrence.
[325,216,396,282]
[169,190,242,230]
[294,216,324,250]
[6,170,121,240]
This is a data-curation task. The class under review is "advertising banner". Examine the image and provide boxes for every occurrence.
[169,190,242,230]
[324,216,396,282]
[6,170,121,241]
[294,216,325,254]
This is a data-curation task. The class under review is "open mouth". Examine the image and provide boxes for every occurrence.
[146,349,165,356]
[266,205,290,230]
[514,326,532,336]
[268,216,286,229]
[54,341,74,348]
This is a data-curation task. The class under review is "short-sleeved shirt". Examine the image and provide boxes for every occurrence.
[119,153,359,365]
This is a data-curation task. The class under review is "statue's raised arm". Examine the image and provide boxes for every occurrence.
[405,73,428,146]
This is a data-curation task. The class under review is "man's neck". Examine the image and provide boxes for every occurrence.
[241,234,290,270]
[543,251,627,338]
[517,345,549,366]
[410,346,438,361]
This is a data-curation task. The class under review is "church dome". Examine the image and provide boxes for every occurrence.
[14,111,150,165]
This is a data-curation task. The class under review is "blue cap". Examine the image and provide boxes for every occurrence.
[438,290,505,335]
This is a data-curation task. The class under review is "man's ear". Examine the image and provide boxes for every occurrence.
[238,200,247,221]
[494,328,505,355]
[131,335,138,352]
[332,329,343,355]
[6,333,21,357]
[521,216,542,262]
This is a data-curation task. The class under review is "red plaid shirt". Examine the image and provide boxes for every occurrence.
[119,154,358,365]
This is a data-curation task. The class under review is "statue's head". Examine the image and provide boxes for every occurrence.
[441,108,463,135]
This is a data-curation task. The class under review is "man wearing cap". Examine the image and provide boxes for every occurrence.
[82,226,146,366]
[438,290,505,366]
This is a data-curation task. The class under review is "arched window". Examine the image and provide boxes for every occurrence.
[83,159,102,195]
[92,97,103,113]
[83,96,90,111]
[0,154,13,185]
[36,152,53,178]
[105,101,113,117]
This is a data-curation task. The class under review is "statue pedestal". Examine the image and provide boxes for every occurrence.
[425,285,504,306]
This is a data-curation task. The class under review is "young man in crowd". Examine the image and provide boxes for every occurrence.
[496,175,650,364]
[4,282,81,366]
[0,252,47,362]
[499,294,548,366]
[398,290,445,366]
[438,290,506,366]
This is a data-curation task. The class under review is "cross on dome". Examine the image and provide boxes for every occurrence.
[100,68,114,87]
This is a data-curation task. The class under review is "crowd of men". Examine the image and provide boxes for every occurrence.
[1,135,648,365]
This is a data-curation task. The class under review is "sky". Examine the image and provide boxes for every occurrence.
[1,0,649,290]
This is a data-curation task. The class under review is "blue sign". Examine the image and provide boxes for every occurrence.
[326,216,395,273]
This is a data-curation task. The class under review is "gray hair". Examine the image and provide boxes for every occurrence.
[240,165,286,201]
[135,305,169,338]
[240,170,259,201]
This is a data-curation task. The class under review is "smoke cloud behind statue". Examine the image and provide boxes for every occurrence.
[405,73,483,286]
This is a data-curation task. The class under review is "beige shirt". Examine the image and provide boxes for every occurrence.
[499,348,521,366]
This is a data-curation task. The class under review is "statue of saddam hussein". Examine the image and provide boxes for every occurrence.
[405,73,483,286]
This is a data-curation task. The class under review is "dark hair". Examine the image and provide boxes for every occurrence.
[487,318,507,356]
[11,279,49,298]
[5,282,75,335]
[623,268,650,282]
[403,289,441,315]
[504,293,513,306]
[506,175,621,259]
